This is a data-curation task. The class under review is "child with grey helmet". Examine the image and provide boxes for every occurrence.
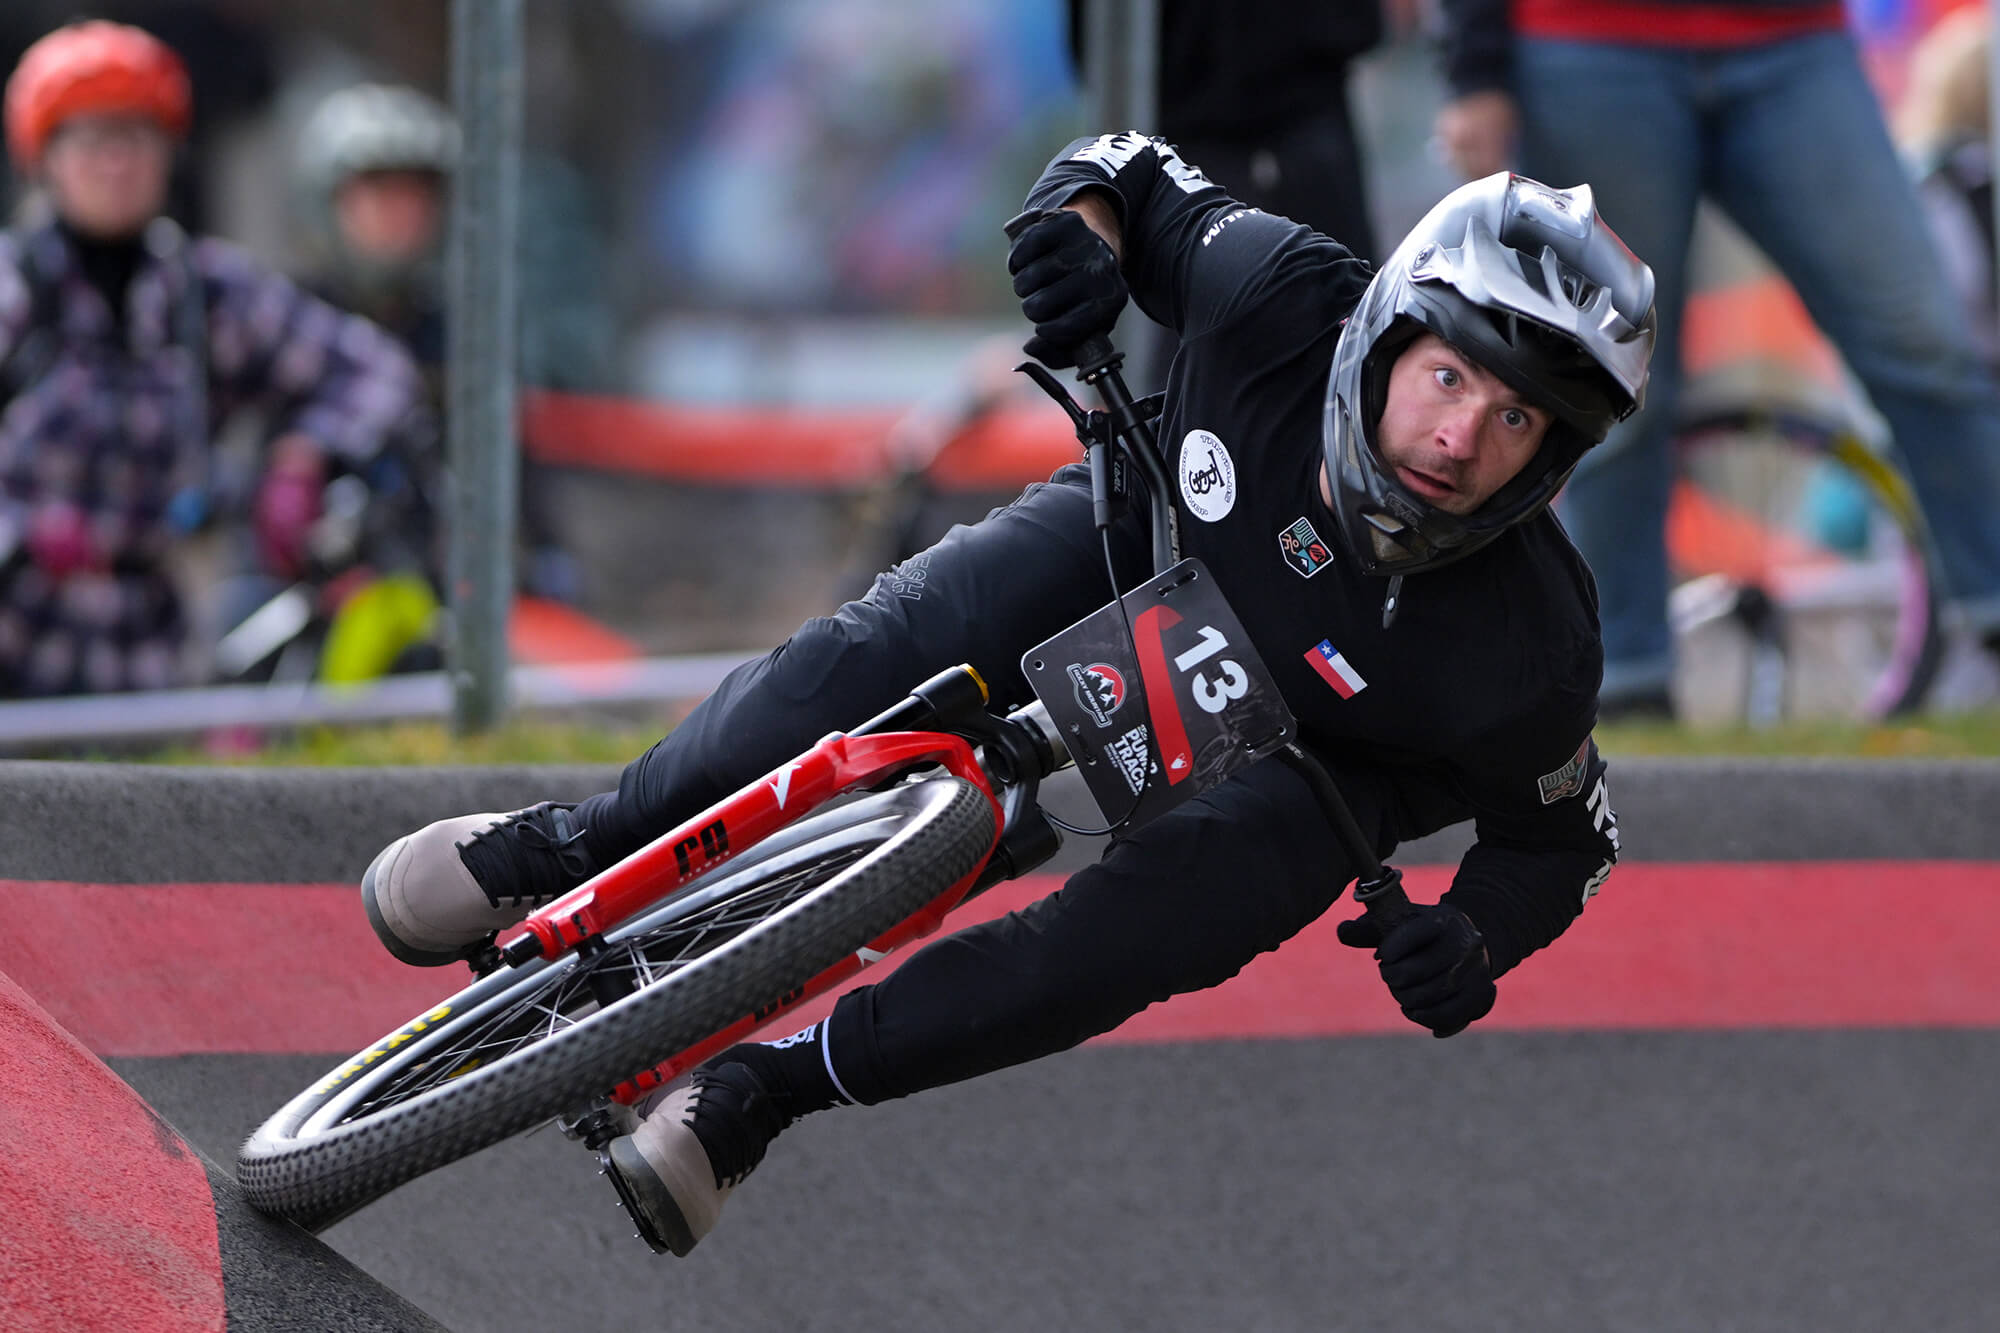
[289,80,585,608]
[359,132,1654,1256]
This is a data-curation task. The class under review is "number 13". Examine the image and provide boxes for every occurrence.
[1173,624,1250,714]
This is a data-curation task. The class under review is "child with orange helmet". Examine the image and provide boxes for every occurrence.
[0,21,428,697]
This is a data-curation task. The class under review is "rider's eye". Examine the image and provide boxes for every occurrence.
[1434,366,1460,389]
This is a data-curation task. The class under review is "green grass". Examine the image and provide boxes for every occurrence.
[128,706,2000,766]
[142,716,677,766]
[1595,708,2000,758]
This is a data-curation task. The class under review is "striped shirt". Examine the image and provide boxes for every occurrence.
[0,218,427,697]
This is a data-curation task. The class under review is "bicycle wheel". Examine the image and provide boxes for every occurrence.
[1667,406,1942,722]
[238,774,994,1232]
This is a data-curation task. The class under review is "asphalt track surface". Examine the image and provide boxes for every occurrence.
[7,758,2000,1332]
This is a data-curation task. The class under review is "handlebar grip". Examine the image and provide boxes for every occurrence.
[1002,208,1050,242]
[1072,334,1117,376]
[1353,866,1418,931]
[1003,209,1124,380]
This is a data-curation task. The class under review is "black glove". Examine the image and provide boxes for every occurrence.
[1337,901,1496,1039]
[1007,207,1128,369]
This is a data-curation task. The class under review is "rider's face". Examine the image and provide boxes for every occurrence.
[39,114,173,240]
[1374,333,1551,515]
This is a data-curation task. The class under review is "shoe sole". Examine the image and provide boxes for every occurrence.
[604,1138,699,1257]
[360,835,473,968]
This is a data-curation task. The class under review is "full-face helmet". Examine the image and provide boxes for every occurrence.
[1322,172,1656,576]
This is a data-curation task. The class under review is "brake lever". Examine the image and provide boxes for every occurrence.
[1015,359,1096,437]
[1016,358,1126,532]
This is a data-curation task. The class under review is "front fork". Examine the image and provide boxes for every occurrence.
[853,666,1069,894]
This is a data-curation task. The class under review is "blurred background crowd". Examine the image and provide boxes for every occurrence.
[1,0,1996,736]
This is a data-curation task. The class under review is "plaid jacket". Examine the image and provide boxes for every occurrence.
[0,218,427,697]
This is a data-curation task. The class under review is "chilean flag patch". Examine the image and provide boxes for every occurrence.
[1304,639,1367,699]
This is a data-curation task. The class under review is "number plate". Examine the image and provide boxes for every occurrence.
[1022,557,1295,833]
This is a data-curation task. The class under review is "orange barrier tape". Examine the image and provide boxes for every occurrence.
[510,594,641,664]
[522,281,1836,487]
[521,390,1082,489]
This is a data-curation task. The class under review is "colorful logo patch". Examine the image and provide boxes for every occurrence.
[1067,661,1127,728]
[1538,737,1591,804]
[1278,516,1333,578]
[1303,639,1367,699]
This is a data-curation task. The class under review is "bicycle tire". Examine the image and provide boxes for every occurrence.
[1667,406,1942,721]
[237,774,994,1232]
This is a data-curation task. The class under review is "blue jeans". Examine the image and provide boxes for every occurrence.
[1515,31,2000,699]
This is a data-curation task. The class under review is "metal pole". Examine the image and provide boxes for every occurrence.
[1082,0,1163,392]
[1989,0,2000,308]
[446,0,523,733]
[1083,0,1157,132]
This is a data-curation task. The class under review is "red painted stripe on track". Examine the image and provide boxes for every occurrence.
[766,861,2000,1041]
[0,968,225,1332]
[0,880,455,1058]
[4,862,1996,1060]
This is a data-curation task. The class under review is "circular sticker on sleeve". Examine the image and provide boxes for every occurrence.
[1178,429,1237,522]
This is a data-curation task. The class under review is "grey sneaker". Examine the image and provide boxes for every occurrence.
[602,1061,790,1257]
[360,802,597,966]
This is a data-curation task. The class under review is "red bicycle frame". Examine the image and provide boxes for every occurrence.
[500,728,1005,1098]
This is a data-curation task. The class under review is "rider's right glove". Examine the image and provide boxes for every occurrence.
[1007,207,1129,369]
[1337,901,1496,1039]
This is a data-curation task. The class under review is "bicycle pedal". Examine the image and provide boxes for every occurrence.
[557,1100,636,1147]
[598,1144,673,1255]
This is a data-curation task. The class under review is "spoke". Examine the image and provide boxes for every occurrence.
[336,845,871,1124]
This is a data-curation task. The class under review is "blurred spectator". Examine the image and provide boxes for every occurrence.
[0,20,426,697]
[1068,0,1386,389]
[1897,6,1998,368]
[293,83,456,383]
[1435,0,2000,717]
[1069,0,1384,259]
[650,0,1072,314]
[103,0,279,236]
[292,80,608,605]
[4,2,281,234]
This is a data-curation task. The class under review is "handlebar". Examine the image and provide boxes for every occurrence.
[1004,208,1178,573]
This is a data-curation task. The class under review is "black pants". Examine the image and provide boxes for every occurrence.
[577,466,1392,1105]
[826,748,1386,1104]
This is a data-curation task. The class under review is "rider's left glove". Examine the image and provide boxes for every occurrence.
[1337,901,1496,1039]
[1007,207,1128,369]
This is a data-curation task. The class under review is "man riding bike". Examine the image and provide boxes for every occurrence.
[0,21,426,696]
[359,132,1653,1257]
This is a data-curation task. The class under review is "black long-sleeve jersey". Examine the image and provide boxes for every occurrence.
[1023,133,1620,975]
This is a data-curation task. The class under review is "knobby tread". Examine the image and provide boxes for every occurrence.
[237,776,994,1229]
